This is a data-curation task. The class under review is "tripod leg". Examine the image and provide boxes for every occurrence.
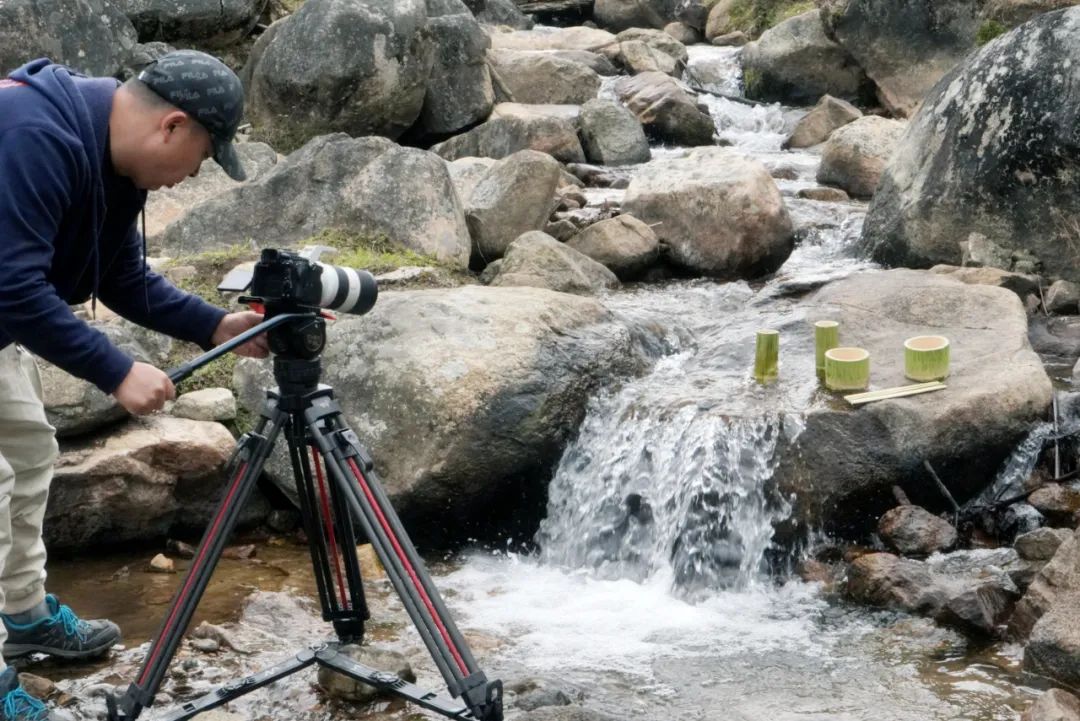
[111,405,289,721]
[305,407,503,721]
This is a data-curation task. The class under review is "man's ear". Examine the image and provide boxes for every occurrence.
[160,110,190,140]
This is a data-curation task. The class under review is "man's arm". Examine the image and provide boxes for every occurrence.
[0,127,136,393]
[96,223,227,350]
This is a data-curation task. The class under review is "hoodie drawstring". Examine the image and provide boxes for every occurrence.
[141,207,149,314]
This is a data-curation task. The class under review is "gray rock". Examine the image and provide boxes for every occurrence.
[432,115,586,163]
[578,99,651,167]
[622,147,794,278]
[171,388,237,422]
[616,40,680,76]
[816,115,906,198]
[858,9,1080,278]
[156,134,472,269]
[1015,527,1072,562]
[488,231,620,293]
[245,0,433,144]
[1010,523,1079,639]
[113,0,264,45]
[47,417,239,549]
[1020,688,1080,721]
[846,551,1019,637]
[987,0,1077,26]
[464,149,562,263]
[821,0,982,117]
[1027,485,1080,526]
[613,71,715,147]
[565,214,659,280]
[0,0,138,76]
[317,645,415,702]
[1045,280,1080,315]
[928,265,1041,299]
[1026,590,1080,689]
[446,156,498,201]
[796,187,851,202]
[39,319,173,437]
[518,707,621,721]
[877,505,958,556]
[664,21,701,45]
[488,49,602,105]
[711,31,747,46]
[615,27,689,65]
[234,287,655,543]
[784,94,862,149]
[771,270,1051,534]
[516,688,573,711]
[594,0,680,31]
[540,49,619,76]
[490,102,583,126]
[420,0,495,136]
[961,232,1013,270]
[705,0,737,40]
[145,142,278,242]
[473,0,533,29]
[741,10,869,104]
[487,26,617,52]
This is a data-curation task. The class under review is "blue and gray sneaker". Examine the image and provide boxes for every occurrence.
[0,667,51,720]
[2,596,120,661]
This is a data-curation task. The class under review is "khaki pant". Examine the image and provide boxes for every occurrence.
[0,344,57,668]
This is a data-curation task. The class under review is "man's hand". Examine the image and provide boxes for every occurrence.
[211,311,271,358]
[114,362,176,414]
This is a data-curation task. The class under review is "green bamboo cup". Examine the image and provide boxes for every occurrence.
[824,347,870,391]
[814,320,839,380]
[904,335,950,381]
[754,329,779,384]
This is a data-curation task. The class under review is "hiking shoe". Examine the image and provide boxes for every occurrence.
[2,596,120,660]
[0,667,51,720]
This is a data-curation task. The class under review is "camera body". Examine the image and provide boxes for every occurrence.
[221,247,378,317]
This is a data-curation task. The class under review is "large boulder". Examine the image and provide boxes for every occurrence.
[621,147,794,278]
[578,98,651,166]
[112,0,265,46]
[155,134,472,269]
[615,27,688,66]
[245,0,433,145]
[145,142,279,241]
[420,0,495,136]
[234,286,656,544]
[1020,689,1080,721]
[487,49,601,105]
[859,10,1080,281]
[741,10,869,105]
[463,150,562,263]
[431,115,586,163]
[987,0,1080,26]
[821,0,982,116]
[1026,589,1080,689]
[565,214,659,280]
[594,0,680,31]
[784,94,862,149]
[1012,527,1080,637]
[816,116,906,198]
[0,0,138,76]
[613,71,715,147]
[772,270,1051,533]
[488,231,620,293]
[473,0,534,28]
[46,416,252,549]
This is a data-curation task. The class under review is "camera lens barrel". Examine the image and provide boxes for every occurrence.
[315,263,378,316]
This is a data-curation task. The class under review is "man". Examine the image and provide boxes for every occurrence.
[0,50,269,719]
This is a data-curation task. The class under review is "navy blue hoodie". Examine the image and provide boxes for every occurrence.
[0,59,228,393]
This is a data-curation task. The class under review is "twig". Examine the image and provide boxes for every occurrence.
[1037,279,1049,317]
[924,460,961,520]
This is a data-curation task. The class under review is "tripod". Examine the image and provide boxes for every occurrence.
[106,310,503,721]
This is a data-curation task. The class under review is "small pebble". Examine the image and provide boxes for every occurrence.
[148,554,175,573]
[191,638,220,653]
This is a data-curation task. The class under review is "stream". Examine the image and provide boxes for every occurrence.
[43,40,1045,721]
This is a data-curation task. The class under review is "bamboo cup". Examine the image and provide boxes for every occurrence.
[824,347,870,391]
[814,321,839,380]
[904,335,950,381]
[754,329,779,384]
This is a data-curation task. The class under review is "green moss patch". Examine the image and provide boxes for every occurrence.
[976,19,1007,46]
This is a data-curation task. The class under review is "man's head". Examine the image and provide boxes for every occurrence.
[111,50,246,191]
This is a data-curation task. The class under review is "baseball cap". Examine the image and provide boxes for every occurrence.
[137,50,247,181]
